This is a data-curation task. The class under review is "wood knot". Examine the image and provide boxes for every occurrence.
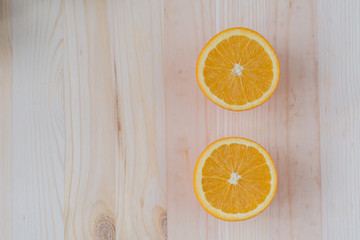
[160,213,167,239]
[153,206,167,239]
[96,220,115,240]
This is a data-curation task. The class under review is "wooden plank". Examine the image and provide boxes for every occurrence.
[317,1,360,239]
[64,0,117,239]
[165,0,322,239]
[64,0,166,239]
[10,0,64,239]
[106,0,167,239]
[0,0,12,239]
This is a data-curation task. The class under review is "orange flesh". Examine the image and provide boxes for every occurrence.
[201,143,271,214]
[203,36,274,105]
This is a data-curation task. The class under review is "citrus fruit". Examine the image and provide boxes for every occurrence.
[193,137,277,221]
[196,28,280,111]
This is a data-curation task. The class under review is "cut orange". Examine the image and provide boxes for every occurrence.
[196,28,280,111]
[193,137,277,221]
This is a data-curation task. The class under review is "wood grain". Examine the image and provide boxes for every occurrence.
[64,0,117,239]
[0,0,359,239]
[10,0,64,239]
[64,0,166,239]
[0,0,12,239]
[317,1,360,239]
[106,0,167,239]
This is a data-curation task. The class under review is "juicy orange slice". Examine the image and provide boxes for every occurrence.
[196,28,280,111]
[193,137,277,221]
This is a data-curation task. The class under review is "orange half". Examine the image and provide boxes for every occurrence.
[193,137,277,221]
[196,28,280,111]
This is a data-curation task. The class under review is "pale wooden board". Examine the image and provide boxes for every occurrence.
[0,0,359,239]
[9,0,64,239]
[64,0,165,239]
[105,0,167,239]
[317,0,360,239]
[64,0,118,238]
[0,0,12,239]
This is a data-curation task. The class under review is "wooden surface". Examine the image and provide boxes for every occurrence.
[0,0,359,239]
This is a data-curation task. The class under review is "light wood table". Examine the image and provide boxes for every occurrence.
[1,0,359,239]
